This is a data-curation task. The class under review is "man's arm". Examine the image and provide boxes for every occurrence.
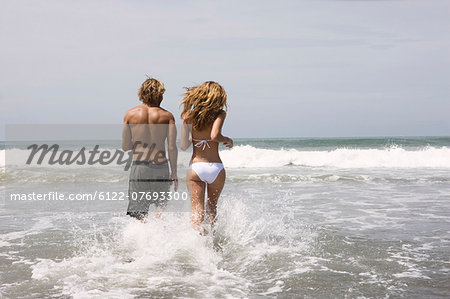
[167,114,178,191]
[122,113,133,151]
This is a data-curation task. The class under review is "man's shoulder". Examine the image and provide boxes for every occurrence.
[124,105,146,123]
[125,105,144,115]
[159,107,175,120]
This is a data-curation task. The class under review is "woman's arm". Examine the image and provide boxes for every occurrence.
[180,116,192,151]
[210,110,233,148]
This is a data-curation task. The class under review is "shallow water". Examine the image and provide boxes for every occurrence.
[1,137,449,298]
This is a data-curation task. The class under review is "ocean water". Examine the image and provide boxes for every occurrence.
[1,137,450,298]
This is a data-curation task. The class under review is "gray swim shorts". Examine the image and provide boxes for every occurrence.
[126,161,170,220]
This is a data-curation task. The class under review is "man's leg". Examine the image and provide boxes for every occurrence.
[127,164,150,220]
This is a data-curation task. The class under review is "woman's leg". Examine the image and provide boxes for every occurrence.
[206,169,226,226]
[187,169,206,229]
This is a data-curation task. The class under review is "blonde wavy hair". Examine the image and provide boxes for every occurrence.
[180,81,228,130]
[138,77,165,105]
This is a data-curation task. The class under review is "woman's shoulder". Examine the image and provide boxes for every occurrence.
[209,110,226,124]
[216,109,226,118]
[182,113,193,124]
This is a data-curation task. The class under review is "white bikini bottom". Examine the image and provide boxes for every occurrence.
[191,162,224,184]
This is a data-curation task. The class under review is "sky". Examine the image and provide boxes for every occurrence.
[1,0,449,139]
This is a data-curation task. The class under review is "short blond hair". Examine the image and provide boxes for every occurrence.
[138,77,165,105]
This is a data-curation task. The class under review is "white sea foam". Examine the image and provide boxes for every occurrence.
[29,196,315,298]
[2,146,450,185]
[0,150,4,168]
[2,145,450,169]
[220,145,450,168]
[31,214,232,298]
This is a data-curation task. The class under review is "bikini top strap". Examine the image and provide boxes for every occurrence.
[192,138,212,150]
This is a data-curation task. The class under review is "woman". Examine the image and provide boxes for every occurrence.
[180,81,233,231]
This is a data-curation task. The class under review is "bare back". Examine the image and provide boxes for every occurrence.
[191,124,222,164]
[183,110,228,164]
[123,104,175,163]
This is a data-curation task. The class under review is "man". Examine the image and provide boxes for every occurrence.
[122,77,178,220]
